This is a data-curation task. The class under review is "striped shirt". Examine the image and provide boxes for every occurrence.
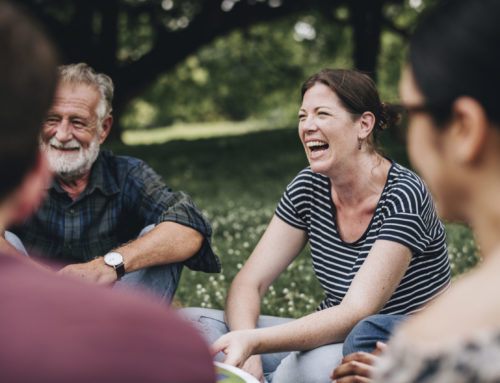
[275,162,450,314]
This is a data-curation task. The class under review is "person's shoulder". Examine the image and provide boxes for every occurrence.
[101,150,160,181]
[100,150,146,169]
[389,162,426,191]
[386,161,430,205]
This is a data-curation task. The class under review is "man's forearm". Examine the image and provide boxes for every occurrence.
[58,221,203,283]
[115,221,203,274]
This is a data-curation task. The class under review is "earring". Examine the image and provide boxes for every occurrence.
[358,139,362,150]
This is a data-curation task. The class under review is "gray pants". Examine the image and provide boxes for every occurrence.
[180,307,343,383]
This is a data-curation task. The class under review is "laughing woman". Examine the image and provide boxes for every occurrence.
[183,69,450,383]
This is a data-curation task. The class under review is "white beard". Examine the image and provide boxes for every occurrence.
[41,134,100,180]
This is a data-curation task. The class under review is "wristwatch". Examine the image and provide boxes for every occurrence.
[103,251,125,280]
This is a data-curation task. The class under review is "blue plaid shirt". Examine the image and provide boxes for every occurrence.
[13,150,220,272]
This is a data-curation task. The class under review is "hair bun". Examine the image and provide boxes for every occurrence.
[378,102,403,131]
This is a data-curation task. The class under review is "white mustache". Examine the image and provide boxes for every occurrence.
[48,137,81,150]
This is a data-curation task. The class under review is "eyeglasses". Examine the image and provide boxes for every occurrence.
[391,101,453,142]
[387,103,435,142]
[395,100,453,119]
[392,102,433,116]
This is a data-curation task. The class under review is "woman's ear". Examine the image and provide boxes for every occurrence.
[358,111,376,140]
[449,97,489,164]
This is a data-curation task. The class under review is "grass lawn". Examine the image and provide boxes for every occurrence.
[106,125,479,317]
[122,120,291,145]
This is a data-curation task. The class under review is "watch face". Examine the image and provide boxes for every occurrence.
[104,252,123,267]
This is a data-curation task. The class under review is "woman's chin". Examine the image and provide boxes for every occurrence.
[308,161,330,176]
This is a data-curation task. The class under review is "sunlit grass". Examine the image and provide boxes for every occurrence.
[122,119,292,145]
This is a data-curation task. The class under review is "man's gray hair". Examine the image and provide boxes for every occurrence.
[58,63,114,125]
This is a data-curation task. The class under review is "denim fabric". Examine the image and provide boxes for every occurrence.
[113,224,183,303]
[342,314,407,356]
[114,261,183,303]
[4,231,28,255]
[180,307,343,383]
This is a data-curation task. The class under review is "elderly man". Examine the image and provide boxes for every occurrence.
[0,1,215,381]
[11,62,219,300]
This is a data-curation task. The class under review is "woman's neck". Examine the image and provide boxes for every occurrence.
[328,153,390,207]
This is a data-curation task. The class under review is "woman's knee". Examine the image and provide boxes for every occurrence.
[343,314,407,356]
[272,343,343,383]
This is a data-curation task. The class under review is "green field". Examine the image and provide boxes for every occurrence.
[107,126,479,317]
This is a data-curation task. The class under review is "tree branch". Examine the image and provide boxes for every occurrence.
[114,0,342,107]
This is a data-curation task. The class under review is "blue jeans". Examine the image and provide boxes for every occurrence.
[114,259,183,303]
[180,307,343,383]
[104,224,184,303]
[4,230,28,255]
[342,314,407,356]
[7,226,182,303]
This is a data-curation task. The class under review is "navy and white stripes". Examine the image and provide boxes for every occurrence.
[275,162,450,314]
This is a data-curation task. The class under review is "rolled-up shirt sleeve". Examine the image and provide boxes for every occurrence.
[124,160,220,273]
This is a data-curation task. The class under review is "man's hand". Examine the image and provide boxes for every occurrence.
[330,342,387,383]
[58,258,117,284]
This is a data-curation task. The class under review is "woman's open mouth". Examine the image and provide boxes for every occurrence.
[306,140,329,155]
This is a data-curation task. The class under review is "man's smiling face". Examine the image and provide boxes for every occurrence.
[40,82,102,180]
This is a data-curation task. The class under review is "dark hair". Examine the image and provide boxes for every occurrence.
[301,69,400,152]
[0,1,58,200]
[410,0,500,126]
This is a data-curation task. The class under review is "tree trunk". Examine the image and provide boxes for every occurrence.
[349,0,383,79]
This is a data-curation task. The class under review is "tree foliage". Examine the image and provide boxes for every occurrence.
[124,11,353,128]
[18,0,429,138]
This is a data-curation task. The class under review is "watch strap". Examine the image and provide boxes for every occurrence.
[114,263,125,279]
